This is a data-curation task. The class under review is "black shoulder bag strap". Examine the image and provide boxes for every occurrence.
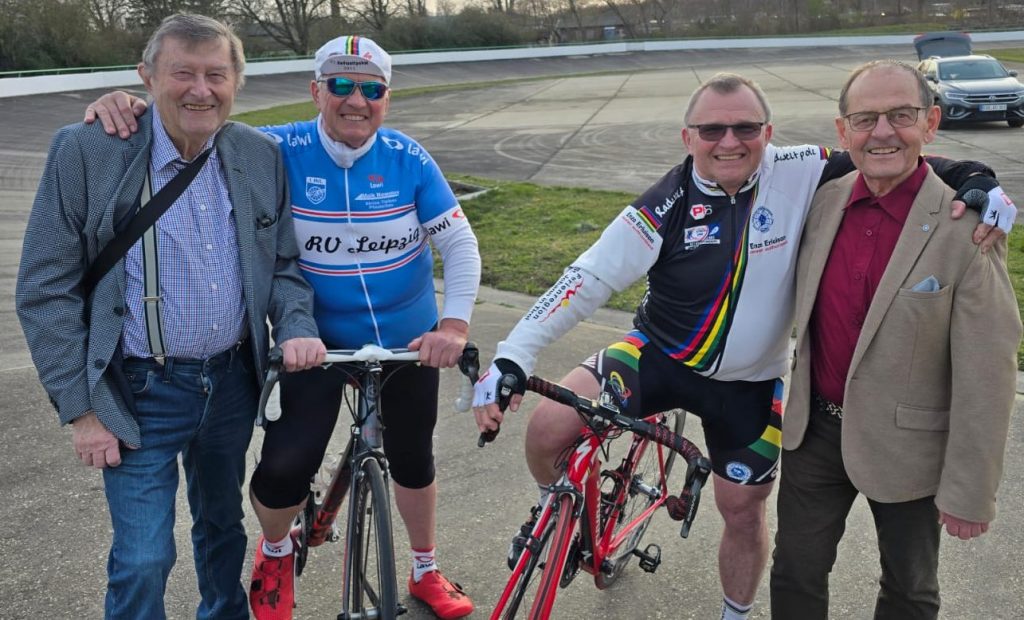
[81,144,215,295]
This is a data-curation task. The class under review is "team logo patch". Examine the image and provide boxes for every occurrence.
[690,204,712,220]
[725,461,753,483]
[379,135,404,151]
[752,206,774,233]
[305,176,327,205]
[607,371,632,407]
[684,224,721,249]
[685,225,709,243]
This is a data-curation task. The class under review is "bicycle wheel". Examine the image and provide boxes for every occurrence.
[594,408,686,588]
[527,494,579,619]
[498,494,577,620]
[344,457,398,620]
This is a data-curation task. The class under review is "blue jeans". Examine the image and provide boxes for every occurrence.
[103,345,257,620]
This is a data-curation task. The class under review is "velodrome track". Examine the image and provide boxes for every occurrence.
[1,43,1022,618]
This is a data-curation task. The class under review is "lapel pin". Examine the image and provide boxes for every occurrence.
[922,224,930,232]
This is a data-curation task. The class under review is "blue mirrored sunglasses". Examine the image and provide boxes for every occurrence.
[319,77,388,101]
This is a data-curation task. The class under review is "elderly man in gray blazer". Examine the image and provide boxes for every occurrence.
[15,14,324,620]
[770,60,1020,620]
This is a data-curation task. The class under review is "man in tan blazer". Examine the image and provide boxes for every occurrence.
[770,60,1020,620]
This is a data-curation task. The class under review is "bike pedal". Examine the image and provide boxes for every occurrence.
[397,602,408,615]
[633,543,662,573]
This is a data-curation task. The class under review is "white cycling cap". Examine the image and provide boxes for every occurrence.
[314,35,392,85]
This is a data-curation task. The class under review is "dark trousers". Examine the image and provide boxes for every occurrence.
[770,410,941,620]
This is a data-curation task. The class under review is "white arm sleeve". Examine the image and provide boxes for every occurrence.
[495,205,663,376]
[424,205,481,324]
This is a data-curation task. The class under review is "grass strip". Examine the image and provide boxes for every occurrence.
[979,47,1024,64]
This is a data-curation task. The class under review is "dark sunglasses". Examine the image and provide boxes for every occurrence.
[319,77,388,101]
[687,122,766,141]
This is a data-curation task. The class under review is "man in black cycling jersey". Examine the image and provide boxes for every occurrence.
[472,72,1012,620]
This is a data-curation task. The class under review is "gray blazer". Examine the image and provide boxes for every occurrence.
[16,111,320,447]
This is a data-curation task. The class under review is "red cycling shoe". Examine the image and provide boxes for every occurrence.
[249,535,296,620]
[408,570,475,619]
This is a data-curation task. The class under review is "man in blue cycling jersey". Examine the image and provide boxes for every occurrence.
[86,36,480,620]
[471,73,1012,620]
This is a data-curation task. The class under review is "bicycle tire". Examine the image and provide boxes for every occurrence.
[594,408,686,589]
[526,494,579,620]
[498,494,571,620]
[344,457,398,620]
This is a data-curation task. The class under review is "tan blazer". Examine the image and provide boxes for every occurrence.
[785,168,1020,522]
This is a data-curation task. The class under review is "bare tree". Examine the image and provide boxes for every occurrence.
[486,0,517,15]
[229,0,331,53]
[127,0,229,28]
[88,0,128,29]
[341,0,396,31]
[402,0,426,16]
[602,0,638,37]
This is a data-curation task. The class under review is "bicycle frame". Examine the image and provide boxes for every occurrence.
[587,421,672,581]
[259,344,429,620]
[492,413,672,618]
[483,374,711,620]
[299,353,397,551]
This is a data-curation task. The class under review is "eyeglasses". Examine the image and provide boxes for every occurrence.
[687,122,766,141]
[318,77,389,101]
[843,106,926,132]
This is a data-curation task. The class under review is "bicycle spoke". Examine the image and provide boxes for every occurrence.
[594,409,685,588]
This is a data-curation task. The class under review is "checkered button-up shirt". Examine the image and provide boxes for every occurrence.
[122,106,246,360]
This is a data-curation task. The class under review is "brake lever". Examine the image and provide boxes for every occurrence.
[257,347,284,425]
[455,342,479,413]
[477,373,519,447]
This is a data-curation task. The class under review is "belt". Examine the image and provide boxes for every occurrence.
[127,337,249,367]
[812,392,843,420]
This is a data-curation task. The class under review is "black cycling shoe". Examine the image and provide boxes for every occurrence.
[507,505,541,570]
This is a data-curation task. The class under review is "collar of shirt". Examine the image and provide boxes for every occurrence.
[692,165,761,197]
[845,157,928,223]
[150,105,220,173]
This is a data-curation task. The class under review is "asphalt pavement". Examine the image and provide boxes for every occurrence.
[1,43,1022,619]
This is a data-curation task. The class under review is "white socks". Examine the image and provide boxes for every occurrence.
[721,596,752,620]
[412,547,438,582]
[262,534,294,558]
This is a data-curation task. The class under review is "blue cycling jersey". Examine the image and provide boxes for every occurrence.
[263,121,463,348]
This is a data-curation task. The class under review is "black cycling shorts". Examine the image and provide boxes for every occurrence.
[250,360,439,509]
[579,330,782,485]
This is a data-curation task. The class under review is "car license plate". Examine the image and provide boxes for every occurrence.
[980,103,1007,111]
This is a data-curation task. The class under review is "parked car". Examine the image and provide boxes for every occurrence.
[917,55,1024,128]
[913,32,1024,129]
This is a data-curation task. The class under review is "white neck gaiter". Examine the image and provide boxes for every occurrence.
[317,115,376,169]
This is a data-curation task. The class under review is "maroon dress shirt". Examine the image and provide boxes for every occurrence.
[810,160,929,405]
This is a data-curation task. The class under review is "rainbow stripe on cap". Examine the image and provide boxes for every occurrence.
[314,35,392,84]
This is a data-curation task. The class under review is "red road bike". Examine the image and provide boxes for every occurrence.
[480,375,712,619]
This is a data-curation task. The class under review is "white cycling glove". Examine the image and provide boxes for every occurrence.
[472,360,526,409]
[981,186,1017,235]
